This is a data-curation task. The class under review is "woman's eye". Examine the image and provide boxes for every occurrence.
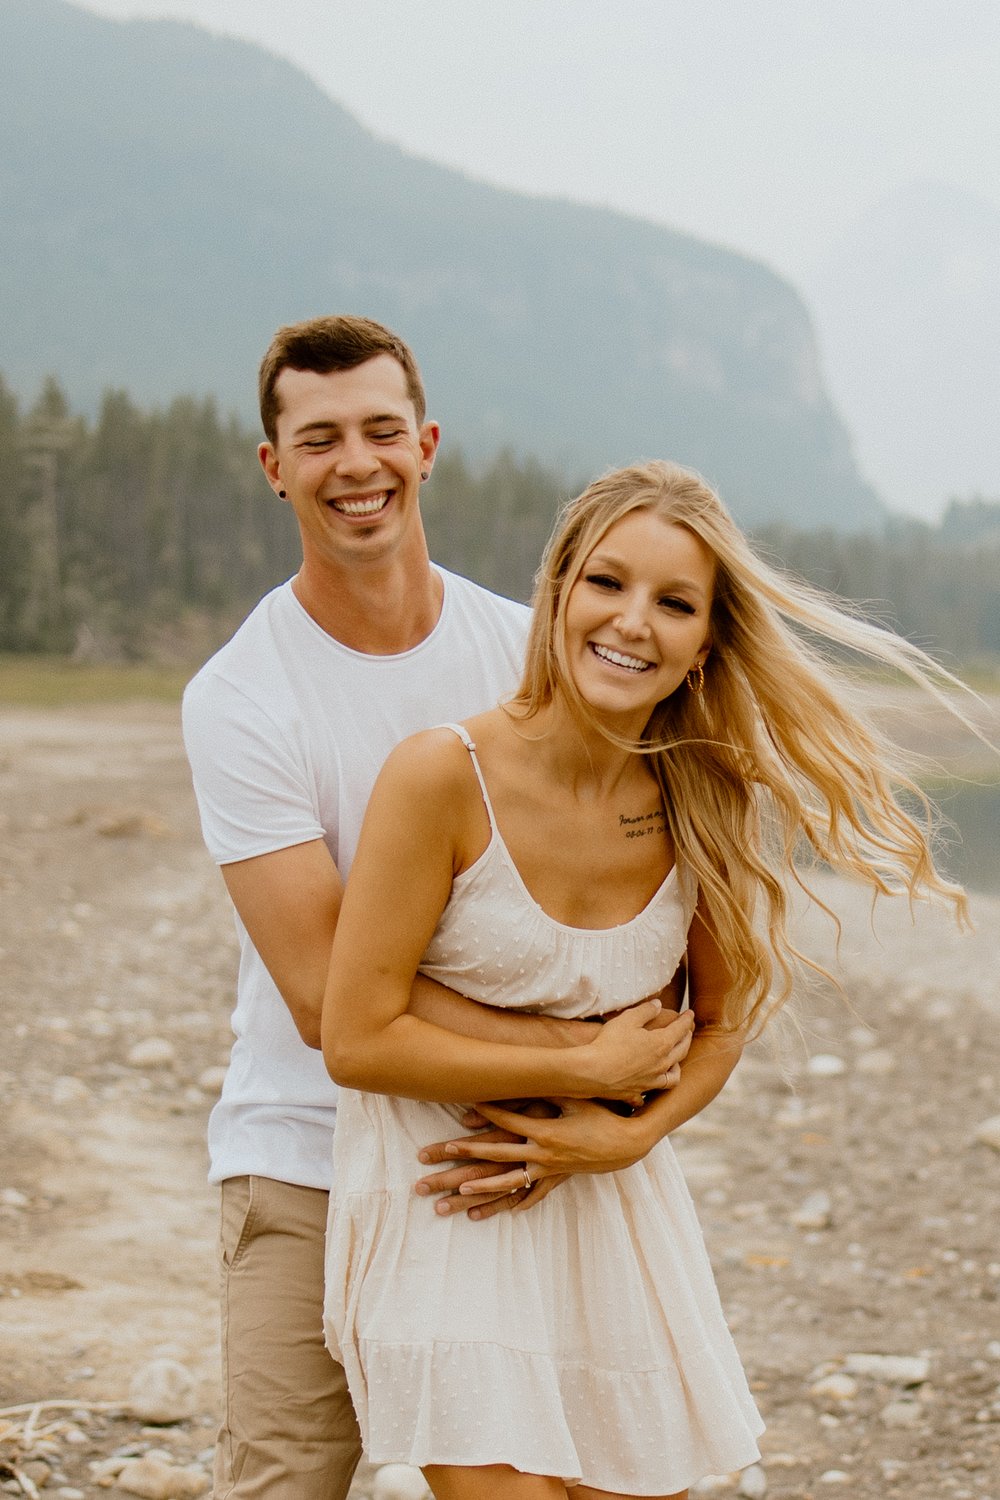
[660,596,695,614]
[585,573,621,590]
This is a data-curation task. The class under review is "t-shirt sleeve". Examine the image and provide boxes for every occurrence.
[182,669,326,865]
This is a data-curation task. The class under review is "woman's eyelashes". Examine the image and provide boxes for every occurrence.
[583,573,696,615]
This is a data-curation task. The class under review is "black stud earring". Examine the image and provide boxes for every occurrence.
[278,489,287,499]
[420,471,430,481]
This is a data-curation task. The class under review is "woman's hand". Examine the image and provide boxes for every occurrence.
[581,998,694,1099]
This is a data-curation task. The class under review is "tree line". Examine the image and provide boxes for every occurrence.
[2,375,999,669]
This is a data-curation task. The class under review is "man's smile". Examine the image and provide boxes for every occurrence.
[329,489,392,517]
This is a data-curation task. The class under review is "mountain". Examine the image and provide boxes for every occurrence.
[809,181,1000,521]
[1,0,882,528]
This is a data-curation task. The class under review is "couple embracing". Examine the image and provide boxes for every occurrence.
[184,315,966,1500]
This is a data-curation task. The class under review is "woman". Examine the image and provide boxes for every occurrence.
[321,461,969,1500]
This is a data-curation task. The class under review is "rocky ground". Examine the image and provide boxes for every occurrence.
[1,700,999,1500]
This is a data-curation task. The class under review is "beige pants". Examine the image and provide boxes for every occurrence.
[216,1176,363,1500]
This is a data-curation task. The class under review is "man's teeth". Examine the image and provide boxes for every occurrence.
[334,492,389,516]
[592,643,651,672]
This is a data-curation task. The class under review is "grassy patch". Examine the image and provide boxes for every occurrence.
[0,655,193,706]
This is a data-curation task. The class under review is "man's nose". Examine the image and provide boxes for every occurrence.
[335,433,380,478]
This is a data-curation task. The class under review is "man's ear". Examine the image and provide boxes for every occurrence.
[417,420,441,480]
[259,442,287,500]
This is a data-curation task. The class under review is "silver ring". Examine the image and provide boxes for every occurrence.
[521,1167,532,1191]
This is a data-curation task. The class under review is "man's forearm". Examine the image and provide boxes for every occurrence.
[407,973,596,1049]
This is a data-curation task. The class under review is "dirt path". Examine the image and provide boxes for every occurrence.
[1,703,998,1499]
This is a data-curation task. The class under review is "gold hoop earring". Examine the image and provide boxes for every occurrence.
[686,661,705,694]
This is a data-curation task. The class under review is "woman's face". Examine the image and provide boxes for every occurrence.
[561,508,714,733]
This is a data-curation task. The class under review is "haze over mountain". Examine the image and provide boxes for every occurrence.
[809,180,1000,520]
[2,0,882,528]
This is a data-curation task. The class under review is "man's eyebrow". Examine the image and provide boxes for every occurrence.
[291,411,407,437]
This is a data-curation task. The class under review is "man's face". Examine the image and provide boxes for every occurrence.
[259,354,439,574]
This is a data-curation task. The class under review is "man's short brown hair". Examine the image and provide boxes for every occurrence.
[258,315,427,444]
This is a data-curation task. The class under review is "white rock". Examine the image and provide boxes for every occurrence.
[691,1478,733,1495]
[0,1187,30,1207]
[844,1353,930,1385]
[881,1399,923,1428]
[57,1490,86,1500]
[856,1048,896,1075]
[737,1463,768,1498]
[791,1191,833,1230]
[90,1459,129,1479]
[52,1075,91,1105]
[371,1467,431,1500]
[818,1472,850,1485]
[197,1066,227,1093]
[114,1456,208,1499]
[127,1358,196,1423]
[806,1053,846,1077]
[809,1373,858,1402]
[973,1115,1000,1153]
[127,1039,177,1069]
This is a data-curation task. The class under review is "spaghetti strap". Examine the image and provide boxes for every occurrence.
[437,721,497,834]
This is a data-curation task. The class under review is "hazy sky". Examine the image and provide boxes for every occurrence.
[78,0,1000,289]
[77,1,1000,517]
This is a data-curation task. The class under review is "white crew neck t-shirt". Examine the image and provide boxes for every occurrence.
[182,570,530,1188]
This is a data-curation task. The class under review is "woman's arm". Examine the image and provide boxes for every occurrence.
[321,732,681,1104]
[419,892,744,1202]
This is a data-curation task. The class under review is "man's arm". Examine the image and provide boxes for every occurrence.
[221,836,607,1052]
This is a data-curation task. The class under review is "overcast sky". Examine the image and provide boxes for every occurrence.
[77,0,1000,289]
[77,1,1000,517]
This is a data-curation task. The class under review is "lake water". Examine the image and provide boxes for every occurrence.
[934,781,1000,895]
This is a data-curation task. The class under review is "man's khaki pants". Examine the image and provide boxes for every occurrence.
[216,1176,363,1500]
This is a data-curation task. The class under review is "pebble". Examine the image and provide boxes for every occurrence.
[197,1066,228,1093]
[973,1115,1000,1152]
[844,1352,930,1384]
[818,1472,850,1485]
[52,1075,91,1105]
[127,1039,177,1069]
[692,1478,733,1495]
[881,1399,923,1428]
[371,1466,431,1500]
[806,1053,847,1077]
[114,1456,208,1499]
[737,1463,768,1498]
[128,1358,196,1423]
[791,1190,833,1230]
[810,1373,858,1402]
[57,1490,85,1500]
[0,1187,30,1207]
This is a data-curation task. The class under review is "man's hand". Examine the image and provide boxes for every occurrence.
[414,1008,694,1218]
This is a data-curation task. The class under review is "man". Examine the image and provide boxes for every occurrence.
[183,315,692,1500]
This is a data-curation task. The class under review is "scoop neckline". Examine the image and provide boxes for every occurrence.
[455,825,680,935]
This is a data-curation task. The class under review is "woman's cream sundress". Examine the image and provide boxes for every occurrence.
[324,724,763,1494]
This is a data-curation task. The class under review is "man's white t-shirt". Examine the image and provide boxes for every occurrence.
[182,570,530,1189]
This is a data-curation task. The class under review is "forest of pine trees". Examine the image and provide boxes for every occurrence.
[2,375,999,669]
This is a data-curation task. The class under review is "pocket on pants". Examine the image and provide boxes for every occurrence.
[220,1175,260,1271]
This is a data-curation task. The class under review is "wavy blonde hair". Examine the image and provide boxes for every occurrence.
[510,460,973,1035]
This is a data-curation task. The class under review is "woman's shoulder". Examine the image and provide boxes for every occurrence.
[377,719,495,801]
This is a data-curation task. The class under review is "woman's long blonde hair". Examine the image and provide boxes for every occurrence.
[510,460,973,1035]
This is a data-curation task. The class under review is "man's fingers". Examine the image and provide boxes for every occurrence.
[415,1159,516,1196]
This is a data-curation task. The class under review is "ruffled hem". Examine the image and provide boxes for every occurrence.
[326,1335,762,1494]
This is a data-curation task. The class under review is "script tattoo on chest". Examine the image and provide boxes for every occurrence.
[619,809,666,841]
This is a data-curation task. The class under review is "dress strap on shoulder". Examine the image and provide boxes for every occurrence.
[437,722,497,833]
